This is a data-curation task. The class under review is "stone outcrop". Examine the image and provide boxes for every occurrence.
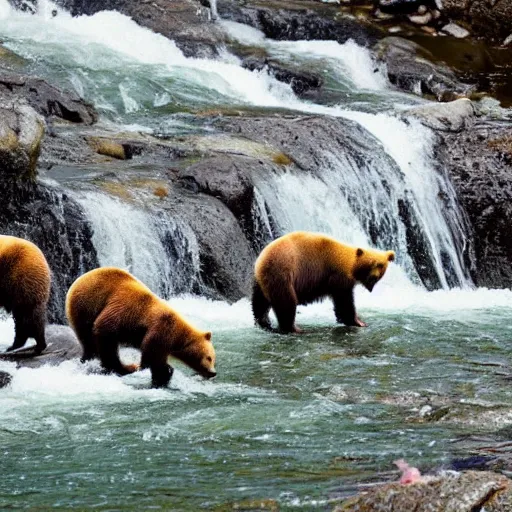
[438,121,512,288]
[336,470,512,511]
[0,99,44,180]
[0,70,98,125]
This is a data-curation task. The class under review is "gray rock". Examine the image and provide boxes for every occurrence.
[404,98,476,132]
[375,37,476,101]
[438,122,512,288]
[0,70,98,125]
[443,0,512,42]
[0,325,81,368]
[441,22,470,39]
[336,470,512,511]
[217,0,379,47]
[0,99,44,180]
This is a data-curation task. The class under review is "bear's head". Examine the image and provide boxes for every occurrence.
[174,331,217,379]
[353,247,395,292]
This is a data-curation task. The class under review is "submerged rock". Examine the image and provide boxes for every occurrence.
[336,470,511,511]
[403,98,476,132]
[0,325,81,369]
[375,37,475,102]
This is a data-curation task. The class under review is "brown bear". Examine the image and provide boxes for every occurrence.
[65,267,216,388]
[0,235,51,354]
[252,231,395,333]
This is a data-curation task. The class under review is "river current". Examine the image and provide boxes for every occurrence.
[0,1,512,510]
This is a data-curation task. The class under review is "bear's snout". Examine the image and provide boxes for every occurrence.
[204,370,217,379]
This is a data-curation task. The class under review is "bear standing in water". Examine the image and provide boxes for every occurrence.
[0,235,51,354]
[66,267,216,388]
[252,231,395,333]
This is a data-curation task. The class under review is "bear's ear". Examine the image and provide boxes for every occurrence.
[204,331,212,341]
[356,248,364,257]
[387,251,395,262]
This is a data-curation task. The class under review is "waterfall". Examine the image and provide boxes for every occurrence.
[72,192,202,298]
[0,0,475,293]
[252,115,473,290]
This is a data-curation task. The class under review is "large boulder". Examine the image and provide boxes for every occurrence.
[438,122,512,288]
[0,99,44,180]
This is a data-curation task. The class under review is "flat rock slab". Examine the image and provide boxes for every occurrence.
[0,325,81,370]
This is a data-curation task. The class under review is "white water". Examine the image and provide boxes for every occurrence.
[0,285,511,403]
[0,0,472,288]
[73,192,201,297]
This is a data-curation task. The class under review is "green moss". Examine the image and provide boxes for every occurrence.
[272,152,293,166]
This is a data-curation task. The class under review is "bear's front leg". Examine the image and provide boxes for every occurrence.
[140,343,174,388]
[150,364,174,388]
[332,289,367,327]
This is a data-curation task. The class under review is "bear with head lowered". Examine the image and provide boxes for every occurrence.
[252,231,395,333]
[0,235,51,354]
[66,267,216,388]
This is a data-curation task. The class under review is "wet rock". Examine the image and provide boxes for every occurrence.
[438,122,512,288]
[172,192,255,299]
[375,37,476,101]
[0,178,99,323]
[0,371,12,388]
[241,57,323,97]
[217,0,379,46]
[0,325,81,368]
[0,70,97,125]
[403,98,476,132]
[441,22,470,39]
[442,0,512,42]
[0,99,44,180]
[51,0,226,58]
[336,470,511,511]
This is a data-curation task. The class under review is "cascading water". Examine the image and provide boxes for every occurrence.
[72,191,202,297]
[0,0,474,291]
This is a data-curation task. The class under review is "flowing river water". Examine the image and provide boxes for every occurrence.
[1,1,512,510]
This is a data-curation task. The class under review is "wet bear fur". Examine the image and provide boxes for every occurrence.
[66,267,216,388]
[0,235,51,354]
[252,231,395,333]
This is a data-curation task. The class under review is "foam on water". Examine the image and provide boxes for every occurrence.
[219,20,389,92]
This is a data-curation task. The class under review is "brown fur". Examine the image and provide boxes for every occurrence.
[252,231,395,333]
[0,235,51,353]
[65,267,216,388]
